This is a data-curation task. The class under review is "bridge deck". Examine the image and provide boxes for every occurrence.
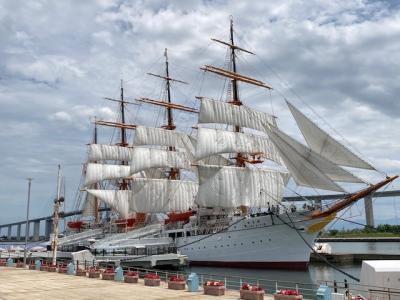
[1,190,399,229]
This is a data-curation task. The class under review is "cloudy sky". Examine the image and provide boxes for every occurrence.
[1,0,400,230]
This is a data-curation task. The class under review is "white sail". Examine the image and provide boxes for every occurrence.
[198,98,275,132]
[264,126,363,192]
[196,165,289,208]
[86,189,130,219]
[195,127,283,164]
[134,126,194,153]
[287,101,374,170]
[143,169,168,179]
[88,144,133,162]
[198,155,232,166]
[130,148,192,174]
[129,178,198,213]
[189,135,232,166]
[82,191,96,217]
[85,163,131,186]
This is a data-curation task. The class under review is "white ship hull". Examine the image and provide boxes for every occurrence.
[175,213,321,269]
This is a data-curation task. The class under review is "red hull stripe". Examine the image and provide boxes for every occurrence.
[189,260,309,270]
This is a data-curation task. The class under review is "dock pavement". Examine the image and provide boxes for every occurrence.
[0,267,273,300]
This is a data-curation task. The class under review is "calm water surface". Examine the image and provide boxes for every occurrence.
[187,241,400,287]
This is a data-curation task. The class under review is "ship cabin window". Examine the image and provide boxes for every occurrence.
[168,232,175,239]
[186,231,191,237]
[177,232,183,238]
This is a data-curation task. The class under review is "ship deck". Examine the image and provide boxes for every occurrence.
[0,267,274,300]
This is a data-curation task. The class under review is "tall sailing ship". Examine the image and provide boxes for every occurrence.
[67,19,397,269]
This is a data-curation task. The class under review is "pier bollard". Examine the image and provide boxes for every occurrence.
[317,285,331,300]
[6,258,14,267]
[35,260,41,271]
[67,262,75,275]
[115,267,124,282]
[187,273,199,292]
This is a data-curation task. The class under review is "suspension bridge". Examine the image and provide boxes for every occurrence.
[1,190,399,242]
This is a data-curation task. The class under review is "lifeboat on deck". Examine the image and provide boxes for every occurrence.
[114,218,136,228]
[67,221,87,230]
[165,211,193,224]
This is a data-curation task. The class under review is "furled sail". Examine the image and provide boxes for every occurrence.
[287,101,375,170]
[88,144,133,162]
[129,178,198,213]
[85,163,131,186]
[130,148,192,174]
[198,98,275,132]
[82,191,96,217]
[195,165,289,208]
[195,127,283,164]
[86,190,130,219]
[134,126,194,153]
[264,126,363,192]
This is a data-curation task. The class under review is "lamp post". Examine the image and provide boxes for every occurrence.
[23,178,33,267]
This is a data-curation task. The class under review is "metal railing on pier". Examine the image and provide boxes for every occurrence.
[8,257,400,300]
[319,279,400,300]
[59,260,319,299]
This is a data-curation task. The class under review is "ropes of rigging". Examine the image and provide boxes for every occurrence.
[233,33,383,178]
[276,212,360,282]
[259,187,361,282]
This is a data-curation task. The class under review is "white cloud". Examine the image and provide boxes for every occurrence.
[49,111,72,122]
[0,0,399,224]
[49,105,117,130]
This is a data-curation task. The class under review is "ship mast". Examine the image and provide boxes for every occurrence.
[95,81,138,228]
[165,49,177,179]
[203,17,272,167]
[103,81,134,169]
[93,123,99,224]
[137,48,197,180]
[165,49,175,131]
[51,164,63,266]
[229,18,244,167]
[199,18,273,215]
[118,80,129,193]
[120,80,127,147]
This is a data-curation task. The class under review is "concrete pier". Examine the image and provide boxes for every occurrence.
[0,267,263,300]
[310,252,400,263]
